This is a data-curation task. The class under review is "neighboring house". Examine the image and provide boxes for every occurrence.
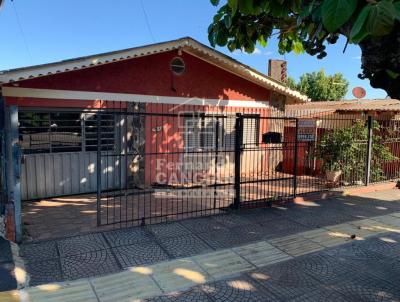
[286,99,400,121]
[0,37,308,240]
[282,99,400,176]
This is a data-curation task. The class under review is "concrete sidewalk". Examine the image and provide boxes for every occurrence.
[18,189,400,288]
[1,210,400,302]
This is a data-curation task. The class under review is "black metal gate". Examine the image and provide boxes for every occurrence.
[237,115,298,208]
[96,111,299,226]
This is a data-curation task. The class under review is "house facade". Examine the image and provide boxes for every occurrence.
[0,37,308,241]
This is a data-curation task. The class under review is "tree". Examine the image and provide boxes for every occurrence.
[287,69,349,101]
[208,0,400,98]
[286,76,297,90]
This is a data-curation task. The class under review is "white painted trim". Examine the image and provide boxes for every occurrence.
[2,87,270,108]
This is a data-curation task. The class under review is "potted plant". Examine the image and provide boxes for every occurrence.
[325,163,342,182]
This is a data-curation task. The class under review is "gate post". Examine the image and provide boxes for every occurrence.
[5,105,22,242]
[213,119,220,210]
[96,113,102,226]
[233,113,243,209]
[365,115,373,186]
[293,118,299,197]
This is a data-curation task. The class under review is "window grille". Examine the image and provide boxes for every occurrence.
[242,116,260,146]
[18,111,115,153]
[19,112,82,153]
[84,113,115,151]
[184,115,238,151]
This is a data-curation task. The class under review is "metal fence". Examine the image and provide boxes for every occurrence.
[0,99,6,216]
[15,106,400,228]
[285,109,400,194]
[0,130,5,215]
[96,111,298,226]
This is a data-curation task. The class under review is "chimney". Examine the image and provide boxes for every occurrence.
[268,59,287,83]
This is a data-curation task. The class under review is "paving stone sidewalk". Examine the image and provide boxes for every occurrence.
[2,216,400,302]
[0,189,398,300]
[18,190,400,286]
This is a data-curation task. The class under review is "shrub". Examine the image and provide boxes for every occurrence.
[316,120,396,184]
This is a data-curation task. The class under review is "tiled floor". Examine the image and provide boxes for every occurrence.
[18,189,400,286]
[21,175,330,241]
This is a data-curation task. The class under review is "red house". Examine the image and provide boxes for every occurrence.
[0,37,308,241]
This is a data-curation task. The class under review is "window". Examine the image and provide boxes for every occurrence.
[19,112,82,153]
[84,113,115,151]
[19,111,115,154]
[242,116,260,146]
[184,115,236,151]
[184,117,212,150]
[171,57,185,75]
[220,116,236,149]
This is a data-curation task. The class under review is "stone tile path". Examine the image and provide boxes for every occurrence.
[3,229,400,301]
[17,190,400,286]
[1,189,400,301]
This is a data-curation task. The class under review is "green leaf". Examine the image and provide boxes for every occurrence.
[321,0,357,32]
[366,0,395,36]
[258,35,267,47]
[351,29,369,43]
[393,1,400,20]
[299,3,313,19]
[224,15,232,28]
[228,0,238,15]
[270,0,290,16]
[213,12,223,22]
[216,30,228,46]
[210,0,219,6]
[207,24,214,35]
[238,0,255,15]
[350,5,372,42]
[244,41,255,53]
[227,40,237,52]
[293,41,305,54]
[386,69,400,79]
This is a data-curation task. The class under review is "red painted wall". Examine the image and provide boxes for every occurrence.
[4,50,270,107]
[4,49,277,189]
[282,127,324,176]
[144,103,271,185]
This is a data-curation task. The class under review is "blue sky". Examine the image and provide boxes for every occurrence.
[0,0,387,99]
